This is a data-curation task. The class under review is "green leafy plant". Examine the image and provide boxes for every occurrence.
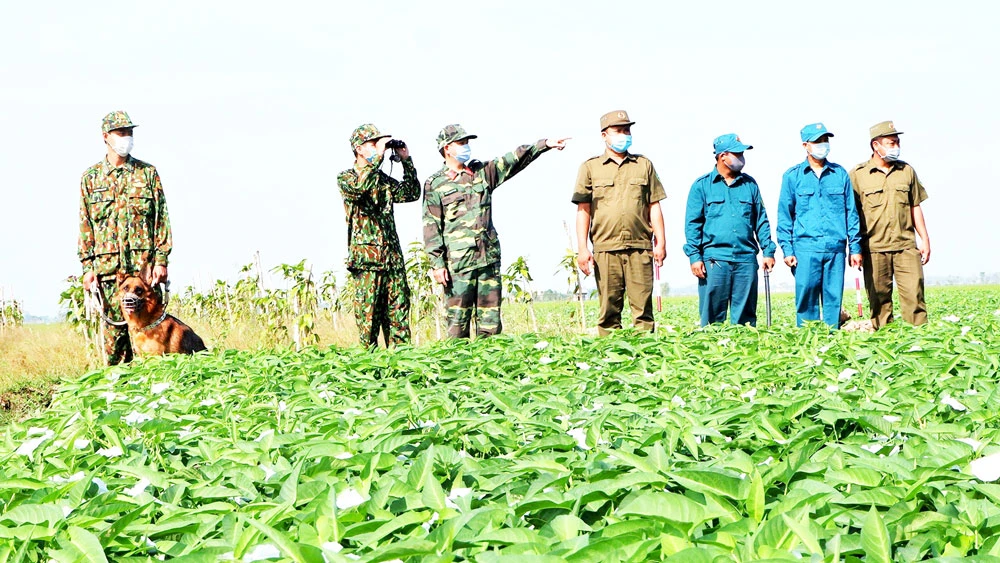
[4,288,1000,560]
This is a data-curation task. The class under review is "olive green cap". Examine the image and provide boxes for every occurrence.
[600,110,634,131]
[869,120,904,141]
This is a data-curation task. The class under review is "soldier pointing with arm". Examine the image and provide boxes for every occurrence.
[423,124,568,339]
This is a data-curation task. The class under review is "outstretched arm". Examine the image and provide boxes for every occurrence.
[484,137,568,190]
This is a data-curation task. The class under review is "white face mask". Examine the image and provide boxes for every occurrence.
[876,142,900,162]
[109,134,133,157]
[808,142,830,160]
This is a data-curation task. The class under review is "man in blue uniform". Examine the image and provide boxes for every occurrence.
[683,134,776,326]
[777,123,863,328]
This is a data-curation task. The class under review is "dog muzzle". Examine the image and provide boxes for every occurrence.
[121,293,143,313]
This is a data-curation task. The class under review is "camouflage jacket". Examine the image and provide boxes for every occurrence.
[78,156,172,278]
[423,140,550,273]
[337,155,420,271]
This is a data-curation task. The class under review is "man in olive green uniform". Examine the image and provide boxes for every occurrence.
[573,110,666,335]
[337,124,420,347]
[423,124,568,338]
[78,111,172,365]
[849,120,931,328]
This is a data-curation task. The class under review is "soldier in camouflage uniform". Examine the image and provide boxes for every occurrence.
[423,124,568,338]
[78,111,172,365]
[338,124,420,347]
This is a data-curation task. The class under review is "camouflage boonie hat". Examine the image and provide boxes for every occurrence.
[436,124,477,150]
[102,111,137,134]
[869,120,903,141]
[350,123,391,149]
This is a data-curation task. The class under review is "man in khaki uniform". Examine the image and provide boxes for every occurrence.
[848,120,931,328]
[573,110,666,335]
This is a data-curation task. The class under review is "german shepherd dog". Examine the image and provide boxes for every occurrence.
[117,272,207,356]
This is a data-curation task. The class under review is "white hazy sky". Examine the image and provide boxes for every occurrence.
[2,0,997,317]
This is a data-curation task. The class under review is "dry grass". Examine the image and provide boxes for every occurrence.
[0,324,96,423]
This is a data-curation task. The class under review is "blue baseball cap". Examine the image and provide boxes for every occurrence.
[713,133,753,155]
[800,122,834,143]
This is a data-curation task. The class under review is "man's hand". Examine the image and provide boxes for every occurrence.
[577,249,594,276]
[394,143,409,159]
[850,254,863,269]
[152,265,168,286]
[763,257,775,272]
[82,271,96,291]
[784,256,797,268]
[375,137,390,156]
[546,138,571,150]
[919,244,931,265]
[431,267,450,286]
[691,261,706,279]
[653,243,666,267]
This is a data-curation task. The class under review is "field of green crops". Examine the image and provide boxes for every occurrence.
[4,288,1000,562]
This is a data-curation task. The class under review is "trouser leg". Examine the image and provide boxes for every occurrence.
[475,264,503,337]
[793,253,822,327]
[864,251,895,329]
[700,259,732,326]
[99,277,132,365]
[594,251,626,335]
[821,252,847,329]
[894,248,927,325]
[730,261,759,327]
[385,269,412,346]
[444,269,476,339]
[623,249,655,332]
[351,270,381,347]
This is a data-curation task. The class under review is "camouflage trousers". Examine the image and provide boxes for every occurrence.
[351,269,411,347]
[445,263,502,339]
[97,277,133,366]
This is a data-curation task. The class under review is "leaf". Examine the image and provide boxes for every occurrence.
[239,516,306,563]
[747,469,765,524]
[861,507,892,563]
[66,526,109,563]
[668,469,748,500]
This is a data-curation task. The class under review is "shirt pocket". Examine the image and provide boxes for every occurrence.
[127,197,155,249]
[440,192,466,223]
[892,184,913,230]
[738,197,753,219]
[627,178,648,202]
[592,179,615,201]
[795,186,816,213]
[88,195,114,222]
[862,187,886,209]
[706,193,726,217]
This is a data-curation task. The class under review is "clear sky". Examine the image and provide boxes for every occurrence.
[2,0,997,317]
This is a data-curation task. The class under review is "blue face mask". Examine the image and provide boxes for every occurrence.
[453,143,472,164]
[808,142,830,160]
[608,134,632,154]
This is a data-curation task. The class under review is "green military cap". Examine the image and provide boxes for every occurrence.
[869,120,904,141]
[102,111,137,134]
[436,124,477,150]
[600,110,635,131]
[350,123,391,149]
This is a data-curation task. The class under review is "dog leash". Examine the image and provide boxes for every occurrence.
[88,284,128,327]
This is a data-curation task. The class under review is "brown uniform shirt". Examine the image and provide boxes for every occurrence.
[848,158,928,252]
[572,151,666,252]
